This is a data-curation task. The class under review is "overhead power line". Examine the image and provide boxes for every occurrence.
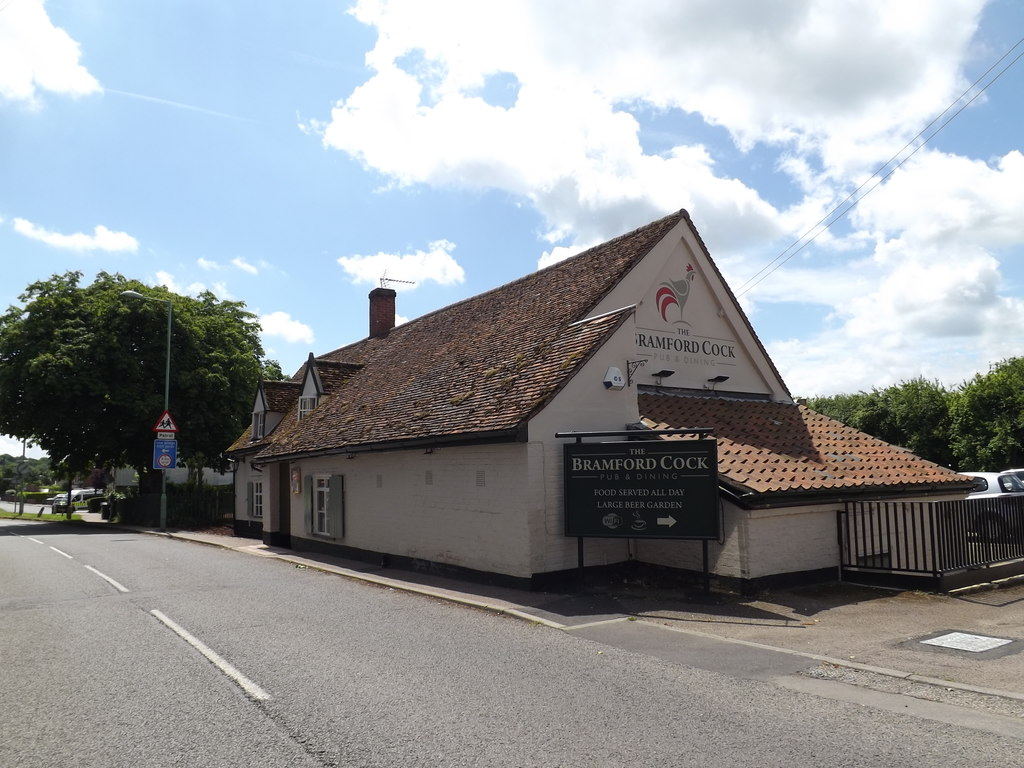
[735,35,1024,298]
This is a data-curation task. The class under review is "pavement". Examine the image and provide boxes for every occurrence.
[6,504,1024,718]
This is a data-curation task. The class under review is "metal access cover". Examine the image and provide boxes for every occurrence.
[920,632,1012,653]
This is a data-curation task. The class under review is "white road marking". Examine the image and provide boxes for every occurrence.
[49,546,73,559]
[150,610,270,701]
[84,565,130,593]
[28,537,44,544]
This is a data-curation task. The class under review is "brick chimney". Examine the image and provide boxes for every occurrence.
[368,287,397,338]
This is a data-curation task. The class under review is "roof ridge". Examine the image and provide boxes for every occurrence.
[315,209,689,364]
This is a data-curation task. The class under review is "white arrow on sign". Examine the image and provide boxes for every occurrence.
[657,515,677,527]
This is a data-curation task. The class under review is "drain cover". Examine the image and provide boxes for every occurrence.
[921,631,1012,652]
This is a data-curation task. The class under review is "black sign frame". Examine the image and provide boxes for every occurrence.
[563,438,719,540]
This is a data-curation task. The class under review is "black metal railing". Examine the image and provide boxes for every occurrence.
[840,497,1024,590]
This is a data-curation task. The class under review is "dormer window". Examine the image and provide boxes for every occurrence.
[251,411,265,440]
[298,396,318,421]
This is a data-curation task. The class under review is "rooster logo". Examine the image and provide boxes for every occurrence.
[656,264,696,324]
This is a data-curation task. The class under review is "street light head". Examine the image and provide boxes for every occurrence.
[121,290,146,299]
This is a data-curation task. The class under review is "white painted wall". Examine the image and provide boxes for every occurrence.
[286,443,539,577]
[590,219,790,400]
[527,319,647,574]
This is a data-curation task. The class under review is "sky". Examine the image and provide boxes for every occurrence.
[3,0,1024,459]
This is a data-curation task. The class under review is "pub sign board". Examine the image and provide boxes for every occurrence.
[563,440,719,539]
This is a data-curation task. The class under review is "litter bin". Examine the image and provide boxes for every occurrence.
[100,501,111,521]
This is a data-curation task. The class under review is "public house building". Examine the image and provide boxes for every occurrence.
[228,209,971,590]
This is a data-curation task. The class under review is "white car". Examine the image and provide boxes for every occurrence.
[50,488,102,510]
[962,471,1024,498]
[961,471,1024,541]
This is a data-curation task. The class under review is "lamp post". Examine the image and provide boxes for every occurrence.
[17,438,27,516]
[121,290,172,532]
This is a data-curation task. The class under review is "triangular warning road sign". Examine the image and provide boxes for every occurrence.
[153,410,179,433]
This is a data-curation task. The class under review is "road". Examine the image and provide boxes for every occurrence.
[2,518,1021,767]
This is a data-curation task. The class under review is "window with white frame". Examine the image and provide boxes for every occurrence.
[313,475,330,535]
[298,396,318,421]
[252,480,264,519]
[251,411,265,440]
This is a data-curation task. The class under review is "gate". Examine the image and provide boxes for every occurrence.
[839,497,1024,591]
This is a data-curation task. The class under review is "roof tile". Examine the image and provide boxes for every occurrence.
[244,211,689,459]
[639,393,970,499]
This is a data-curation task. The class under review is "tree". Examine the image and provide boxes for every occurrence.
[0,271,267,489]
[949,358,1024,471]
[806,377,953,467]
[0,454,55,494]
[804,391,875,430]
[261,358,285,381]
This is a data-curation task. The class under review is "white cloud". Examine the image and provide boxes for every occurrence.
[761,147,1024,396]
[337,239,465,287]
[0,0,101,107]
[232,257,259,275]
[322,0,983,253]
[852,150,1024,249]
[197,258,221,271]
[13,218,138,253]
[260,311,315,345]
[153,271,207,296]
[318,0,1022,396]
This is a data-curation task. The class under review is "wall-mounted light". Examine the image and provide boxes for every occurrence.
[652,369,675,385]
[345,452,357,460]
[424,447,434,454]
[705,374,730,393]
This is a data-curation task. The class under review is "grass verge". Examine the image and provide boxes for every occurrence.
[0,510,84,523]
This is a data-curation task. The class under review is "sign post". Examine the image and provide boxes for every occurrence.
[153,439,177,470]
[152,411,179,530]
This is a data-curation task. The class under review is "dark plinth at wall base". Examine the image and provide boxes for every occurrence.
[263,530,291,548]
[283,536,838,595]
[232,520,263,540]
[290,537,535,592]
[528,560,836,595]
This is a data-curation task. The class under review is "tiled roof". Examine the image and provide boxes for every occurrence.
[639,393,971,502]
[310,360,364,393]
[264,381,300,412]
[244,210,690,460]
[226,380,302,454]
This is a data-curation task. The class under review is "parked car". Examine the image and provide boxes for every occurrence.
[50,488,102,511]
[963,471,1024,498]
[961,472,1024,542]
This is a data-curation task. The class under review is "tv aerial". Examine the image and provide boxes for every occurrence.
[379,273,416,289]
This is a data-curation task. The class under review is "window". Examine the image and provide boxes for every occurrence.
[999,473,1024,493]
[298,396,318,421]
[251,411,265,440]
[252,481,264,519]
[306,473,344,539]
[313,475,330,535]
